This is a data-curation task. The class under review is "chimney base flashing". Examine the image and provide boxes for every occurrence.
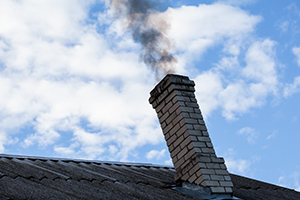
[173,182,237,199]
[174,154,231,193]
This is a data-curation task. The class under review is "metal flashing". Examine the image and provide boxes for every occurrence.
[173,182,243,200]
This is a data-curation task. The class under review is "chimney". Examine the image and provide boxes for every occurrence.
[149,74,233,194]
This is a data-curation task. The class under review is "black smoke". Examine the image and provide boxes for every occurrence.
[110,0,177,78]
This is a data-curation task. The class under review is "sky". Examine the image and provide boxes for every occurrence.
[0,0,300,191]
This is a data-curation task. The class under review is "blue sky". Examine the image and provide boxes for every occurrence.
[0,0,300,191]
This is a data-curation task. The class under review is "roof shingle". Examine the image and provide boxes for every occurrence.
[0,154,299,200]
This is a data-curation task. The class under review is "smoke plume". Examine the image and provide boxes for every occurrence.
[110,0,177,77]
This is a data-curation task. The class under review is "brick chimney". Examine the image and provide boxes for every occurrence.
[149,74,233,194]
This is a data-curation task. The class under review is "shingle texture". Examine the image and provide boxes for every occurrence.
[0,154,198,200]
[0,154,299,200]
[231,173,300,200]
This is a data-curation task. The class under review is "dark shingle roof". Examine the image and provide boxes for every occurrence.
[0,154,299,200]
[231,173,300,200]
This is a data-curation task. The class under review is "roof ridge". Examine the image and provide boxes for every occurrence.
[0,154,174,169]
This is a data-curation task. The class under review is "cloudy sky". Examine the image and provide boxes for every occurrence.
[0,0,300,191]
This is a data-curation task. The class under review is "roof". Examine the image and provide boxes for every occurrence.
[0,154,299,200]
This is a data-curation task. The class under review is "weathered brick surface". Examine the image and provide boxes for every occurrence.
[184,151,194,162]
[188,163,201,176]
[149,74,233,194]
[195,176,204,185]
[211,157,225,163]
[181,137,192,149]
[220,181,234,187]
[211,175,225,181]
[206,163,221,169]
[225,187,233,193]
[211,187,225,193]
[188,174,197,182]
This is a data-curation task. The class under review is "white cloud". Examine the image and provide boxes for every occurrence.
[194,70,223,117]
[217,0,257,6]
[220,39,278,119]
[284,47,300,97]
[165,3,261,72]
[237,127,258,144]
[222,148,252,175]
[146,149,166,160]
[225,157,251,175]
[168,4,277,121]
[0,0,279,161]
[284,76,300,97]
[266,130,277,140]
[278,172,300,191]
[277,21,289,33]
[243,39,278,91]
[164,158,172,165]
[0,131,18,153]
[195,39,278,120]
[0,0,164,161]
[54,143,78,157]
[167,3,261,52]
[293,47,300,66]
